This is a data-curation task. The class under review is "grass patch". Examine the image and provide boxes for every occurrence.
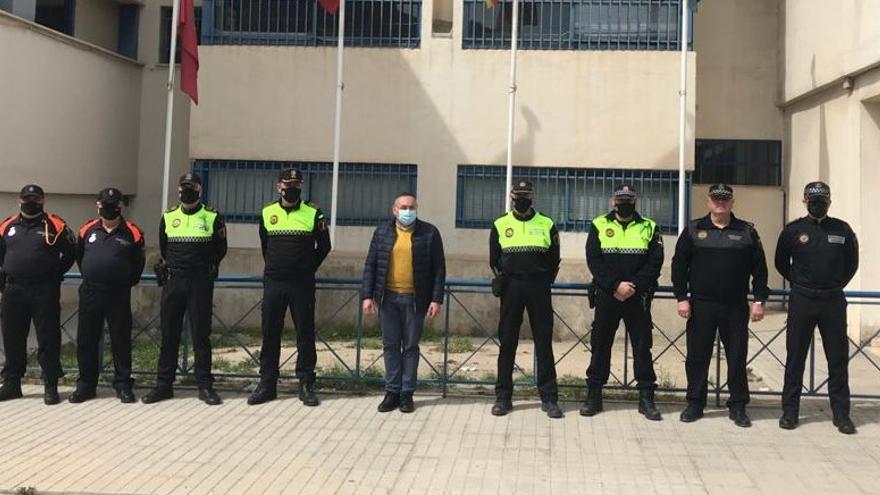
[213,356,258,374]
[443,336,475,354]
[357,338,383,350]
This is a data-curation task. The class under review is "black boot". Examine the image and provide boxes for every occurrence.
[491,397,513,416]
[199,386,222,405]
[542,401,564,419]
[729,407,752,428]
[579,384,603,417]
[68,385,97,404]
[248,384,277,405]
[679,404,704,423]
[399,392,415,413]
[141,385,174,404]
[0,381,23,401]
[378,392,400,413]
[833,416,856,435]
[115,384,137,404]
[778,411,799,430]
[638,388,662,421]
[298,379,319,407]
[44,382,60,405]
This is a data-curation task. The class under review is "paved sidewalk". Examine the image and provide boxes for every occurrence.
[1,385,879,494]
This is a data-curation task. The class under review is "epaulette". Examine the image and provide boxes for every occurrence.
[0,215,18,236]
[164,205,180,213]
[78,219,101,239]
[126,220,145,244]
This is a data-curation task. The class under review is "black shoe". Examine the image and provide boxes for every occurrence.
[378,392,400,413]
[729,408,752,428]
[638,389,662,421]
[141,385,174,404]
[491,398,513,416]
[298,380,319,407]
[541,401,564,419]
[248,384,277,405]
[115,386,136,404]
[779,413,799,430]
[199,387,222,405]
[0,381,23,401]
[68,387,97,404]
[833,416,856,435]
[399,392,415,413]
[44,383,60,405]
[679,405,703,423]
[579,384,603,417]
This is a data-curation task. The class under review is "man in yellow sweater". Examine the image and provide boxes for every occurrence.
[361,193,446,413]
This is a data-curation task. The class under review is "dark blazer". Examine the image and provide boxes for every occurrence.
[360,218,446,313]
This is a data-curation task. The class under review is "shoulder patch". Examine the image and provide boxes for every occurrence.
[78,219,101,239]
[0,215,18,236]
[47,214,67,233]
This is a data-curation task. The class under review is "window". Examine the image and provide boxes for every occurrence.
[201,0,421,48]
[694,139,782,186]
[463,0,693,50]
[118,4,139,59]
[192,160,417,225]
[159,5,202,64]
[33,0,75,35]
[456,165,689,234]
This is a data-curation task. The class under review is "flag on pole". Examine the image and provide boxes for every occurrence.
[179,0,199,104]
[485,0,500,7]
[319,0,340,14]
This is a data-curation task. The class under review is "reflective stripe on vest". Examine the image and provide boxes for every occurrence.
[592,215,656,254]
[163,206,217,243]
[261,201,316,236]
[494,211,553,253]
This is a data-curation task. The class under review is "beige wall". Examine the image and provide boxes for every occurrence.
[782,0,880,103]
[191,0,697,257]
[782,0,880,340]
[74,0,119,52]
[693,0,782,140]
[0,10,142,197]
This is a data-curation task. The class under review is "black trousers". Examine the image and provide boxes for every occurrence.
[156,272,214,388]
[76,283,133,390]
[0,280,63,383]
[496,278,558,402]
[587,291,656,389]
[685,299,750,409]
[259,277,317,386]
[782,292,850,418]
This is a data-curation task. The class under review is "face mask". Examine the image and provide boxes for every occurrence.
[513,197,532,214]
[397,209,417,227]
[281,187,301,203]
[179,187,200,204]
[807,199,829,218]
[99,206,121,220]
[20,202,43,216]
[615,202,636,217]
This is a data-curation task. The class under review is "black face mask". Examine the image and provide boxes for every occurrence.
[281,187,301,203]
[179,187,200,204]
[615,202,636,218]
[513,197,532,214]
[807,199,829,219]
[99,206,121,220]
[20,202,43,216]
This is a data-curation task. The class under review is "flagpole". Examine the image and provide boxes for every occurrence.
[677,0,689,234]
[504,0,519,211]
[329,0,346,249]
[161,0,182,214]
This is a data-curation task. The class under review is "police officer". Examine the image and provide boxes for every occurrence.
[142,173,227,405]
[581,184,663,420]
[489,180,562,418]
[70,188,145,404]
[672,184,768,427]
[775,182,858,434]
[248,169,331,406]
[0,184,75,404]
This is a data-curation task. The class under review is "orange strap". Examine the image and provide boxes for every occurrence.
[79,219,101,239]
[126,221,144,244]
[0,215,16,236]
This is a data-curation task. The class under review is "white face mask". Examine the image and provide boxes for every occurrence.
[397,209,417,226]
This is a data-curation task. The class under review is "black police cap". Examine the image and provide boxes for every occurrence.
[511,180,534,194]
[804,181,831,199]
[278,169,304,182]
[613,184,637,199]
[708,183,734,199]
[97,187,124,205]
[20,184,44,200]
[179,173,201,186]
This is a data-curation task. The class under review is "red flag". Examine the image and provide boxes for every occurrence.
[319,0,340,15]
[179,0,199,104]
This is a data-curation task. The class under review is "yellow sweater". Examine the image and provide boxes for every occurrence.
[386,226,415,294]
